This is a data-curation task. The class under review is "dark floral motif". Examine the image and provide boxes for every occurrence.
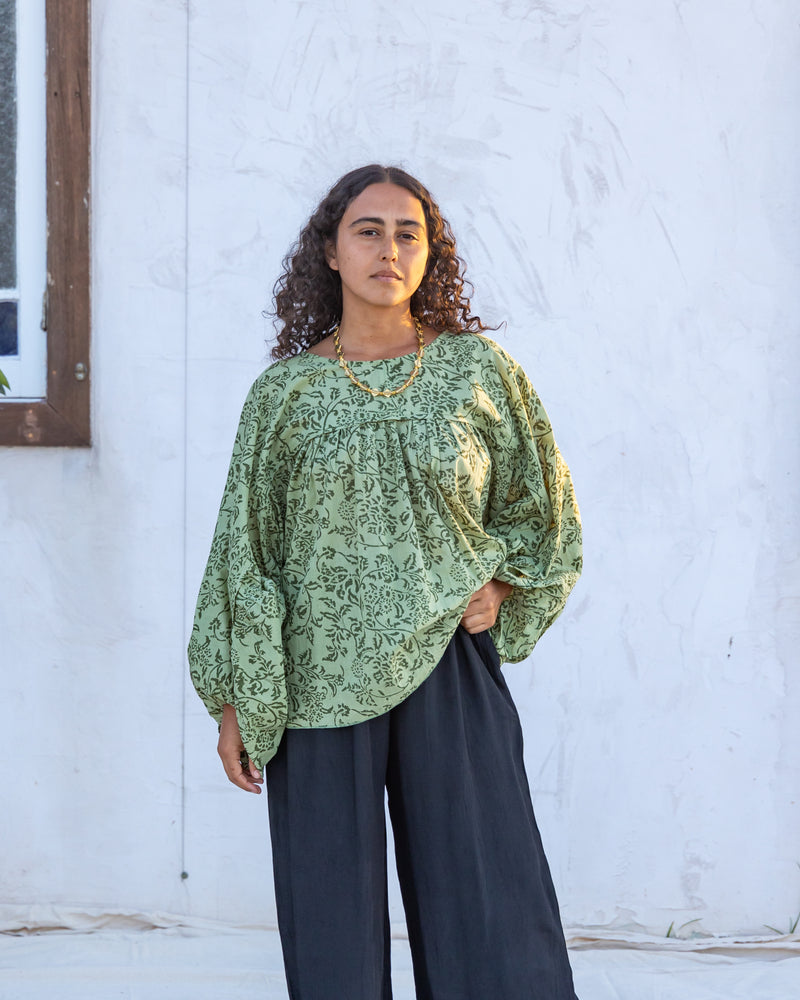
[188,332,582,768]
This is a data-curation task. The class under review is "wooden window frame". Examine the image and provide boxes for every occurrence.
[0,0,90,447]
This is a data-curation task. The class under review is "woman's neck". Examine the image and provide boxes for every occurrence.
[334,307,420,360]
[337,330,419,360]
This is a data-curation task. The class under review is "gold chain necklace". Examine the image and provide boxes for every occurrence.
[332,318,425,398]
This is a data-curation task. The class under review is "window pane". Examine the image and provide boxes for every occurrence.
[0,0,16,288]
[0,299,17,354]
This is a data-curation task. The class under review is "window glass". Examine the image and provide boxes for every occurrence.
[0,0,15,292]
[0,0,45,394]
[0,0,19,359]
[0,299,16,355]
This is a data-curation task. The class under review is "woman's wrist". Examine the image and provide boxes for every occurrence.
[492,578,514,601]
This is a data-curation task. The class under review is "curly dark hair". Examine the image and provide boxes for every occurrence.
[269,164,493,360]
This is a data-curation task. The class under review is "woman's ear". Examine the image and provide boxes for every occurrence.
[325,239,339,271]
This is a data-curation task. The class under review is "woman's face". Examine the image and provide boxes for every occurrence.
[326,183,430,315]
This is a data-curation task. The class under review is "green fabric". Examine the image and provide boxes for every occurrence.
[188,331,582,768]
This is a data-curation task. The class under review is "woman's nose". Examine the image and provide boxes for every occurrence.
[380,239,399,261]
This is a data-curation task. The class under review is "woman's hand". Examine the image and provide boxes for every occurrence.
[218,704,264,794]
[460,578,513,633]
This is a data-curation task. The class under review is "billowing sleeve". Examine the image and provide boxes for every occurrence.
[484,354,582,663]
[187,375,288,769]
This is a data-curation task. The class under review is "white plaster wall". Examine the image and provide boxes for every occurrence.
[1,0,798,937]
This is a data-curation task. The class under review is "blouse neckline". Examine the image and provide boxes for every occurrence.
[295,330,452,367]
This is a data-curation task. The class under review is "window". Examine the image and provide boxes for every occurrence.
[0,0,90,446]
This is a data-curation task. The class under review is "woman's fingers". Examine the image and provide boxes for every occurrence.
[460,579,512,632]
[461,615,492,633]
[218,704,263,794]
[219,744,263,794]
[460,602,490,633]
[460,596,493,632]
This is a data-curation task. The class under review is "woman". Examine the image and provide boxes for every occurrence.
[188,164,582,999]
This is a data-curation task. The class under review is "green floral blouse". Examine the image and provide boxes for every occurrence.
[188,331,582,768]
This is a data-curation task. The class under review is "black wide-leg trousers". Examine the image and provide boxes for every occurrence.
[265,624,579,1000]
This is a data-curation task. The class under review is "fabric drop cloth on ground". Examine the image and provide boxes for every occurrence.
[0,910,798,1000]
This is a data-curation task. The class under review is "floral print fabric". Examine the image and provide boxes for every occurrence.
[188,331,582,768]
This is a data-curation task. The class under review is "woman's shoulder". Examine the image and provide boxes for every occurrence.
[231,357,309,432]
[246,351,324,399]
[443,329,530,381]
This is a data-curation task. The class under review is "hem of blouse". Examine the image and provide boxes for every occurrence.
[281,615,469,731]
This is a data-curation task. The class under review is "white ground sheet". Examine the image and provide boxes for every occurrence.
[1,911,798,1000]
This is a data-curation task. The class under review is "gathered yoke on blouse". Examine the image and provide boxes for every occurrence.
[188,331,582,769]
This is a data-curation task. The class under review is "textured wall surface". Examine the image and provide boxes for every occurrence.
[1,0,798,937]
